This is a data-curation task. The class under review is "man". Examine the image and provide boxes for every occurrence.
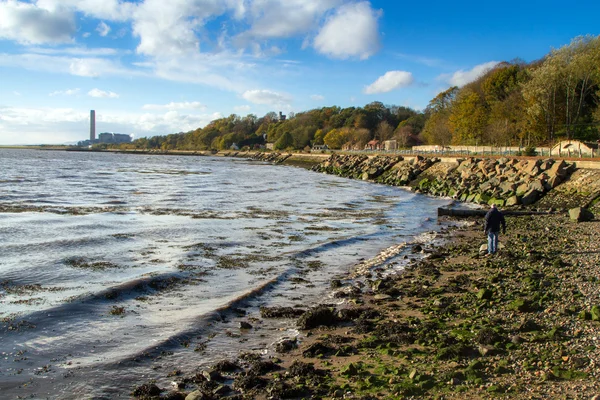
[484,204,506,256]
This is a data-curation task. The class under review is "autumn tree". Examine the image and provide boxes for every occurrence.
[375,121,394,143]
[421,87,458,145]
[448,89,489,145]
[274,132,294,150]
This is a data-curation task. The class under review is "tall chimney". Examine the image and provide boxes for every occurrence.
[90,110,96,141]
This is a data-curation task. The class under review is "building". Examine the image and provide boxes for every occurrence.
[384,140,397,151]
[551,140,599,157]
[98,132,132,144]
[365,140,381,150]
[278,111,286,121]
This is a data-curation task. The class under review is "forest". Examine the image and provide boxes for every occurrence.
[109,35,600,152]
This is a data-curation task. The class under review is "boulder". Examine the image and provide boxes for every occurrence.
[297,306,337,329]
[547,159,569,178]
[521,189,539,206]
[505,196,520,206]
[528,180,545,193]
[544,175,562,190]
[569,207,594,222]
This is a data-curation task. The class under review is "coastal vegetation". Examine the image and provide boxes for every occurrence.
[108,35,600,152]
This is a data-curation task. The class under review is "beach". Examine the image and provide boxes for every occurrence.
[130,207,600,399]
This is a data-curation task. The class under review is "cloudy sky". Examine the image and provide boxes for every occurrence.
[0,0,598,145]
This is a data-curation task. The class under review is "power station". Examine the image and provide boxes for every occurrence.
[77,109,132,146]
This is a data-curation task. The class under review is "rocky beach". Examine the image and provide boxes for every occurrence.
[127,153,600,400]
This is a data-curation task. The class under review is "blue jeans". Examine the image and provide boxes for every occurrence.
[487,231,499,254]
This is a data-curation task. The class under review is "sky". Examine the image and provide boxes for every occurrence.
[0,1,599,145]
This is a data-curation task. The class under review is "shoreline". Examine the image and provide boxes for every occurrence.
[3,148,600,398]
[129,209,600,399]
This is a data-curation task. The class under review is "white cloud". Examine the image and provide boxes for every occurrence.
[314,1,381,60]
[0,105,222,145]
[0,52,143,79]
[50,88,80,96]
[0,0,76,44]
[310,94,324,101]
[143,101,206,111]
[96,21,111,37]
[244,0,341,39]
[40,0,135,21]
[131,0,230,57]
[242,89,291,106]
[234,105,251,112]
[29,46,121,56]
[446,61,500,87]
[393,52,443,67]
[88,88,119,98]
[364,71,414,94]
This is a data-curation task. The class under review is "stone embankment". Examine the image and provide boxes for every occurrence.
[311,154,600,210]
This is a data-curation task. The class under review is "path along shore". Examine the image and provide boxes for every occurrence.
[126,153,600,400]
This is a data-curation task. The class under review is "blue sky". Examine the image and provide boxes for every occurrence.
[0,0,599,145]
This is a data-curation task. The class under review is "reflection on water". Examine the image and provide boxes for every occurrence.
[0,149,450,398]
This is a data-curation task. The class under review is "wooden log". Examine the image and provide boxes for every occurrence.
[437,207,554,217]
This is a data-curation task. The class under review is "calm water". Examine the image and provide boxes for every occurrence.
[0,149,450,399]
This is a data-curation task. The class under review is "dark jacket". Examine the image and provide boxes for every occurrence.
[484,208,506,233]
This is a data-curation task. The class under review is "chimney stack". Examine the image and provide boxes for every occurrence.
[90,110,96,141]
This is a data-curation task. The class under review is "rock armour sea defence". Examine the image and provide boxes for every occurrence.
[312,154,583,208]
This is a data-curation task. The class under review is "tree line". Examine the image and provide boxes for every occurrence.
[109,35,600,152]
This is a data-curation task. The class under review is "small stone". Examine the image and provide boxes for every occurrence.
[239,321,252,329]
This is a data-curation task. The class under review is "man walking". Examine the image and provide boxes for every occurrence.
[484,204,506,256]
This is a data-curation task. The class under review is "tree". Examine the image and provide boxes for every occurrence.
[375,121,394,143]
[394,125,415,148]
[274,132,294,150]
[323,128,352,149]
[421,87,458,145]
[449,89,489,145]
[421,112,452,146]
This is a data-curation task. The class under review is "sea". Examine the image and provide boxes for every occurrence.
[0,148,452,399]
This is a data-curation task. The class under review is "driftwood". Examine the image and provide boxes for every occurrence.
[437,207,554,218]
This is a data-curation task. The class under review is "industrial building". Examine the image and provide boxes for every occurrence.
[77,110,132,146]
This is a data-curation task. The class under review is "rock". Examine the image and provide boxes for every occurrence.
[505,195,520,206]
[239,321,252,330]
[213,360,240,373]
[132,383,162,398]
[478,345,500,356]
[212,385,230,396]
[521,189,539,206]
[260,306,305,318]
[275,338,297,353]
[477,288,493,300]
[479,244,488,255]
[163,391,186,400]
[510,335,524,344]
[201,369,223,382]
[185,390,209,400]
[297,306,337,329]
[373,294,393,301]
[569,207,594,222]
[591,305,600,321]
[528,180,545,193]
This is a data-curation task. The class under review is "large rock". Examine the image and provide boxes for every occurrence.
[528,180,545,193]
[569,207,594,222]
[297,306,337,329]
[505,195,520,206]
[521,189,539,206]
